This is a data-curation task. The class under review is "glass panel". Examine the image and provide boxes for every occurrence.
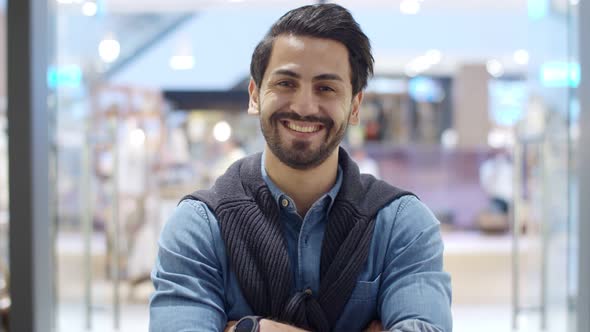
[53,6,190,332]
[50,2,586,332]
[513,0,580,331]
[566,0,579,329]
[53,4,292,331]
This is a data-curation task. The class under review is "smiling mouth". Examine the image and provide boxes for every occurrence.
[281,120,323,133]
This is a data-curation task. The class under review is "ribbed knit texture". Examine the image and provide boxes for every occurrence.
[183,148,413,331]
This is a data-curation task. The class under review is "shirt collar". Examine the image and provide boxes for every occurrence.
[261,150,343,212]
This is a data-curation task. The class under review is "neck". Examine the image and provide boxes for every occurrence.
[264,145,339,217]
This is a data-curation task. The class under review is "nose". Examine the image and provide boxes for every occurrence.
[290,85,318,116]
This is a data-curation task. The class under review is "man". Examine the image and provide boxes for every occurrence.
[150,4,452,332]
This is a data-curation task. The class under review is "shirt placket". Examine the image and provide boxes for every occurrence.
[297,200,326,295]
[279,196,303,291]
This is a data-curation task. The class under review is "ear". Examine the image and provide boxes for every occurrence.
[248,78,260,115]
[348,91,363,125]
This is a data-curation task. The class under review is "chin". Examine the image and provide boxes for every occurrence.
[278,147,337,171]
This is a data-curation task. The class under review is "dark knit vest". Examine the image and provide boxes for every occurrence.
[182,148,413,331]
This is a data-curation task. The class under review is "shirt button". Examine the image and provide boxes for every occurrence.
[281,198,289,207]
[304,288,312,296]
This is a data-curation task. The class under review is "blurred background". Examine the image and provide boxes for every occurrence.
[0,0,586,331]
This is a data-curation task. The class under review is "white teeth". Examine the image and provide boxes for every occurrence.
[285,122,320,133]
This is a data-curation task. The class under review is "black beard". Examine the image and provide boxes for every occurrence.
[260,108,349,170]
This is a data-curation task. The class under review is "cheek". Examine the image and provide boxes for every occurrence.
[260,93,286,112]
[332,101,352,121]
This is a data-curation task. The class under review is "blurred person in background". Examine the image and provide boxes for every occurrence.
[150,4,451,332]
[477,148,513,233]
[479,148,513,215]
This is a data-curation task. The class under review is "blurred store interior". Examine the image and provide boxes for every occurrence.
[0,0,587,331]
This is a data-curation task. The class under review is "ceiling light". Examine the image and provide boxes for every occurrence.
[98,38,120,63]
[425,49,442,64]
[513,49,529,65]
[82,1,98,16]
[404,67,419,77]
[400,0,420,15]
[170,39,194,71]
[213,121,232,142]
[169,55,195,70]
[405,55,432,77]
[570,0,579,5]
[486,59,504,78]
[413,56,431,71]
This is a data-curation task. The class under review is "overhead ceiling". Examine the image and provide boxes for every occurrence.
[103,0,528,14]
[54,0,571,89]
[109,7,539,90]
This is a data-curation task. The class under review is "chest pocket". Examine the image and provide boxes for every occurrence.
[333,274,381,331]
[348,273,381,302]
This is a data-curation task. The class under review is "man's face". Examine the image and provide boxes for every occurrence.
[248,34,363,170]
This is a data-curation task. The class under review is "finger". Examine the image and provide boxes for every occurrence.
[370,320,384,332]
[224,321,238,332]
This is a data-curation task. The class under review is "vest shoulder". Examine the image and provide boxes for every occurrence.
[181,152,264,209]
[181,187,218,211]
[359,174,412,197]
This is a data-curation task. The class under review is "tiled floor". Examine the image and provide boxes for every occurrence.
[57,302,149,332]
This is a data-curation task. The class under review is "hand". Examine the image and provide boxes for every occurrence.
[224,321,238,332]
[363,320,384,332]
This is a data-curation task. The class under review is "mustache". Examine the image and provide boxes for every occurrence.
[270,111,333,128]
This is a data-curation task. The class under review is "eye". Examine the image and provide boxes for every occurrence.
[318,85,336,93]
[277,80,295,88]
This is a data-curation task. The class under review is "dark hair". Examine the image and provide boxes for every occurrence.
[250,4,373,96]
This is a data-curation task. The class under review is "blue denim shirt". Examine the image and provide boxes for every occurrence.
[150,156,452,332]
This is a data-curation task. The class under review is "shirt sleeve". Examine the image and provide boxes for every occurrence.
[149,200,227,332]
[378,196,453,332]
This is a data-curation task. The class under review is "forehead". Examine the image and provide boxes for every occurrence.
[264,34,351,82]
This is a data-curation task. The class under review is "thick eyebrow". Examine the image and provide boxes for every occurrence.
[313,73,344,82]
[271,69,300,79]
[271,69,344,82]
